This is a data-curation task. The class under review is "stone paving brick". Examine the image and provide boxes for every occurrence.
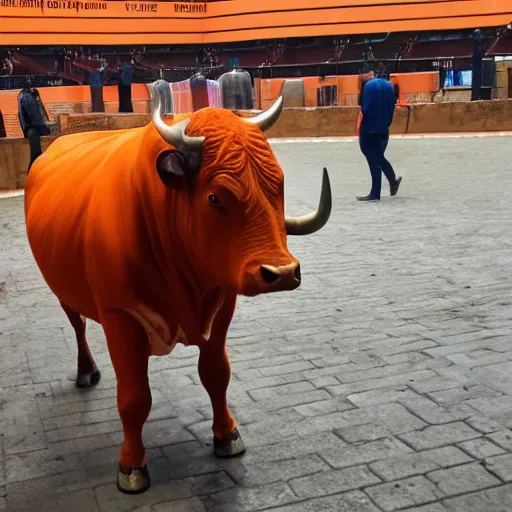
[231,353,304,372]
[365,475,444,511]
[4,448,84,484]
[95,472,235,512]
[374,339,438,356]
[328,370,437,396]
[294,397,354,417]
[369,446,473,481]
[466,396,512,416]
[290,403,424,441]
[152,497,206,511]
[238,431,348,466]
[289,465,381,498]
[48,431,125,457]
[320,436,413,469]
[267,490,381,512]
[484,453,512,482]
[424,338,510,358]
[0,345,31,388]
[432,330,497,346]
[347,385,418,407]
[46,420,123,444]
[202,481,298,511]
[334,361,434,384]
[16,489,100,512]
[427,462,500,496]
[247,388,331,411]
[466,416,505,434]
[309,375,342,388]
[271,381,316,395]
[227,372,306,391]
[334,410,427,443]
[402,505,449,512]
[446,351,512,369]
[427,385,503,406]
[399,422,481,450]
[0,385,47,455]
[442,483,512,511]
[302,363,364,381]
[398,395,476,425]
[457,438,506,459]
[381,351,433,365]
[408,377,461,395]
[486,430,512,451]
[235,454,330,487]
[0,439,5,488]
[258,360,315,376]
[5,470,94,510]
[36,392,119,420]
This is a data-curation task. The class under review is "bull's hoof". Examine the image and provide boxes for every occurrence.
[75,368,101,389]
[213,429,246,458]
[117,464,151,494]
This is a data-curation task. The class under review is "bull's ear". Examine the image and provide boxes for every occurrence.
[156,150,187,187]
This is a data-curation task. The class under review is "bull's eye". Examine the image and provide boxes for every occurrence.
[208,193,221,206]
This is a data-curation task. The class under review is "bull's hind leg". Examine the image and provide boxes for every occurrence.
[198,293,245,458]
[100,310,152,494]
[60,301,101,388]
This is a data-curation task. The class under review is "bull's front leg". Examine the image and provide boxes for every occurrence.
[198,292,245,458]
[100,310,152,494]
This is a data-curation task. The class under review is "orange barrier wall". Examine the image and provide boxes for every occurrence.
[1,0,511,45]
[0,84,150,137]
[3,100,512,191]
[256,72,440,109]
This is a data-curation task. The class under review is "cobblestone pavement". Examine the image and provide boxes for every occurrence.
[1,135,512,512]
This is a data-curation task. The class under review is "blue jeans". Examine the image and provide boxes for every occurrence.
[359,132,397,199]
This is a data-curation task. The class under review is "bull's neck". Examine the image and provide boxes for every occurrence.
[132,132,208,320]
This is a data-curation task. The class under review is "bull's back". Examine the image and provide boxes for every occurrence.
[25,128,142,319]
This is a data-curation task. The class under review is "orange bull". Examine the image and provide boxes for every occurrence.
[24,93,332,494]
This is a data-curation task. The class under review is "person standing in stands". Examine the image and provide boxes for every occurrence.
[390,75,400,105]
[471,29,485,101]
[0,110,7,138]
[356,72,402,202]
[18,76,50,173]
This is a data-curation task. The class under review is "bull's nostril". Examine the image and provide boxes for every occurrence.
[294,265,302,281]
[260,266,281,284]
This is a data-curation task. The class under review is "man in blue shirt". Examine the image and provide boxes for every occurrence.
[356,73,402,201]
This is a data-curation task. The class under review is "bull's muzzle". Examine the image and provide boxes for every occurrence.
[259,262,301,292]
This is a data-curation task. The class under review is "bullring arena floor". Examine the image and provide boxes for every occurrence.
[1,134,512,512]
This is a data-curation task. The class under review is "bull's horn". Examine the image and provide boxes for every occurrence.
[244,95,283,132]
[285,167,332,236]
[152,97,204,153]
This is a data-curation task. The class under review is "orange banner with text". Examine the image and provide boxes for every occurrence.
[0,0,511,45]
